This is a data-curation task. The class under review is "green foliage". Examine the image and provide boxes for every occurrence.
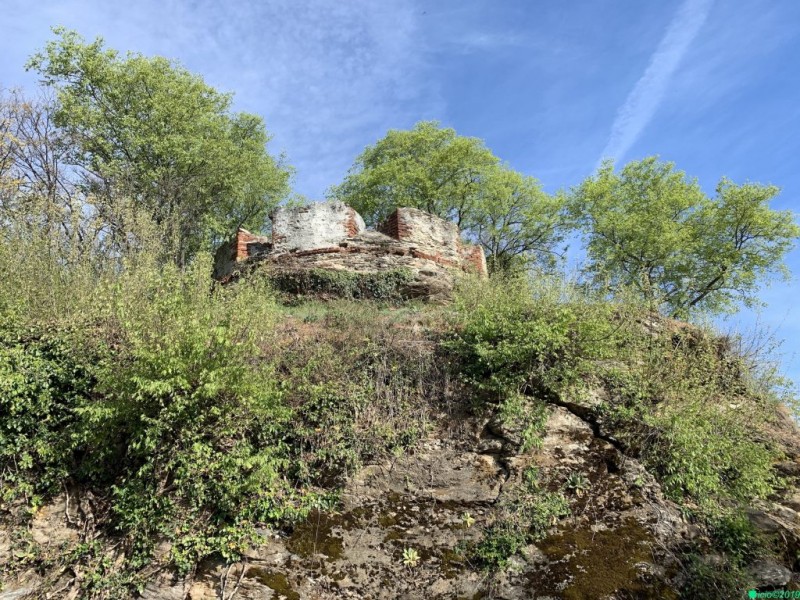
[0,214,442,589]
[572,156,799,317]
[27,27,292,263]
[328,121,498,226]
[599,324,781,512]
[269,268,414,300]
[496,391,549,452]
[450,274,618,398]
[679,554,749,600]
[564,471,591,497]
[451,274,783,554]
[0,246,318,580]
[645,402,777,509]
[0,322,96,508]
[470,522,528,571]
[328,121,567,271]
[275,301,437,486]
[82,256,314,568]
[709,512,758,565]
[470,467,569,571]
[402,547,421,567]
[472,169,568,273]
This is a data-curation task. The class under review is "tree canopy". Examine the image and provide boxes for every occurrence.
[328,121,567,272]
[26,27,291,264]
[572,157,799,317]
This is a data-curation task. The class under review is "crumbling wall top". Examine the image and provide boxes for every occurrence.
[378,207,460,249]
[214,201,488,286]
[271,200,365,253]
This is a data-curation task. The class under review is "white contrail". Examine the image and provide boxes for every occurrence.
[598,0,714,166]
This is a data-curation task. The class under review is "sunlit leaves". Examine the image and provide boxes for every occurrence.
[572,157,799,317]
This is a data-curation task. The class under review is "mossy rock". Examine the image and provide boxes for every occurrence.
[269,268,416,301]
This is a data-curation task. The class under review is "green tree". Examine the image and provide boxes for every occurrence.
[572,157,799,317]
[473,168,567,272]
[328,121,566,272]
[27,27,292,264]
[328,121,497,227]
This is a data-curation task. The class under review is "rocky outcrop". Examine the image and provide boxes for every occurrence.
[213,202,487,298]
[3,398,799,599]
[137,408,692,599]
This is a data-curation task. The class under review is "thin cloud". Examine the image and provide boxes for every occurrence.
[0,0,438,200]
[456,32,528,51]
[598,0,714,166]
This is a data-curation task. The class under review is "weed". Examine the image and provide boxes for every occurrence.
[564,472,591,497]
[402,547,421,567]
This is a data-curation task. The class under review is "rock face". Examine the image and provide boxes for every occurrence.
[213,202,487,296]
[3,402,799,599]
[118,404,800,599]
[107,407,696,599]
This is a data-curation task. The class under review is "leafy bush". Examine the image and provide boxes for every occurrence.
[645,404,777,509]
[599,324,781,512]
[0,321,96,508]
[1,233,443,590]
[709,512,758,565]
[81,256,318,568]
[0,252,322,578]
[450,274,618,399]
[450,273,785,570]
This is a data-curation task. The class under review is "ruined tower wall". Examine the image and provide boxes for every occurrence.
[378,207,487,276]
[213,228,271,280]
[214,201,488,288]
[271,201,365,253]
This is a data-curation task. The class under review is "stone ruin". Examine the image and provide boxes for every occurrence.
[213,201,487,298]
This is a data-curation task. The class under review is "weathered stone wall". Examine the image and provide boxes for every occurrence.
[378,207,460,250]
[378,207,486,276]
[215,201,487,296]
[271,201,365,253]
[459,243,488,276]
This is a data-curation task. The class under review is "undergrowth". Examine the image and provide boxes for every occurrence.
[447,274,793,588]
[467,466,570,571]
[0,246,445,596]
[268,267,415,300]
[0,235,795,597]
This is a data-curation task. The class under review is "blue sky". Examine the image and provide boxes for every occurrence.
[2,0,799,386]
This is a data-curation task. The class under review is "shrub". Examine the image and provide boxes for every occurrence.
[81,256,317,568]
[599,324,781,512]
[709,512,758,565]
[449,274,618,400]
[0,321,96,508]
[450,272,784,564]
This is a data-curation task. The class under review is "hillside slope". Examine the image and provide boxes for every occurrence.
[1,275,798,599]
